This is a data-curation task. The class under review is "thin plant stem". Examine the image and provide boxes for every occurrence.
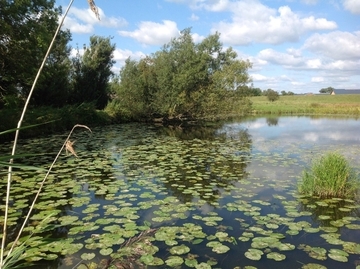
[0,1,75,266]
[6,124,91,263]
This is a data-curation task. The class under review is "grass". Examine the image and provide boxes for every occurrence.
[299,152,359,198]
[250,94,360,116]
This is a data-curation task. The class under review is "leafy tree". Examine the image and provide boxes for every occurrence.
[0,0,68,107]
[71,36,115,109]
[265,89,280,102]
[281,90,295,96]
[109,29,252,120]
[319,87,334,94]
[32,31,72,107]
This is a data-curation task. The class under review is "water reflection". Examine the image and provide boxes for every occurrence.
[1,117,360,269]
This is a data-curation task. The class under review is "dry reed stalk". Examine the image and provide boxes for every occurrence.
[66,140,78,157]
[88,0,100,20]
[5,124,91,263]
[1,0,100,266]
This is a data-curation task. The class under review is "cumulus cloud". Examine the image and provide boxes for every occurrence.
[113,48,146,65]
[118,20,179,45]
[303,31,360,60]
[343,0,360,14]
[62,7,127,34]
[311,77,324,82]
[189,13,199,21]
[258,49,304,66]
[213,3,337,45]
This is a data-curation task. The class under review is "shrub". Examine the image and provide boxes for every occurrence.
[299,152,359,198]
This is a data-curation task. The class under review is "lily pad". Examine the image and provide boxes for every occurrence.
[245,248,263,261]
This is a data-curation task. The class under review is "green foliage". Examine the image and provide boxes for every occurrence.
[0,103,111,142]
[264,89,280,102]
[281,91,295,96]
[250,94,360,115]
[0,0,69,107]
[299,152,359,198]
[107,29,252,120]
[319,87,334,94]
[71,36,115,109]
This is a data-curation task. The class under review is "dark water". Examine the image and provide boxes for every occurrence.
[1,116,360,269]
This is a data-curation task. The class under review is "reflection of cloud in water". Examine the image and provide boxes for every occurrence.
[303,132,319,142]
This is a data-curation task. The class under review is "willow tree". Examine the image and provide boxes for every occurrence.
[109,29,252,120]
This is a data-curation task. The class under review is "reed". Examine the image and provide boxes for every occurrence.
[0,0,100,268]
[299,152,359,198]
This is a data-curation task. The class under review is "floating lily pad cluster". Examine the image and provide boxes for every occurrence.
[0,119,360,269]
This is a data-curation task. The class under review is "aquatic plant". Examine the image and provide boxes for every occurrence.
[0,0,99,268]
[299,152,359,198]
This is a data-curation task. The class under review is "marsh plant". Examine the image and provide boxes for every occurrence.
[0,0,99,268]
[299,152,359,198]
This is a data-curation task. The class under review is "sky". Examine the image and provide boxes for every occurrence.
[56,0,360,94]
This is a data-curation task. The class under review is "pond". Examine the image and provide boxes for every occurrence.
[1,116,360,269]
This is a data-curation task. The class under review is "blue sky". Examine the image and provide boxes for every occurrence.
[56,0,360,94]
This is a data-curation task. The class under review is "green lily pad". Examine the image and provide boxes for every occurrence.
[81,253,95,260]
[170,245,190,255]
[245,248,263,261]
[165,256,184,267]
[266,252,286,261]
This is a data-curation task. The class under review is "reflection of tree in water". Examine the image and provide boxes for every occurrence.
[149,123,253,204]
[298,197,360,227]
[266,117,279,126]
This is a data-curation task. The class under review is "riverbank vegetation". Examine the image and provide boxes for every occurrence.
[299,152,359,198]
[250,94,360,115]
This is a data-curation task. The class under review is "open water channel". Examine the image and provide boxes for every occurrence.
[1,116,360,269]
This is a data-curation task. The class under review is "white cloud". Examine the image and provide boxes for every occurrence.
[251,74,268,81]
[303,31,360,60]
[62,7,127,34]
[113,48,146,64]
[306,59,322,69]
[189,13,199,21]
[311,77,324,82]
[118,20,179,45]
[258,49,303,66]
[191,32,205,43]
[343,0,360,14]
[210,2,337,45]
[63,16,94,34]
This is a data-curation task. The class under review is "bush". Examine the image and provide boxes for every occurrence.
[299,152,359,198]
[266,90,280,102]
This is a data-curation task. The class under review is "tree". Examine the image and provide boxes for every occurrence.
[71,36,115,109]
[265,89,280,102]
[109,29,253,120]
[281,90,295,96]
[31,30,72,107]
[319,87,334,94]
[0,0,68,107]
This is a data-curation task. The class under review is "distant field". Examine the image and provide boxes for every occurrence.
[250,94,360,116]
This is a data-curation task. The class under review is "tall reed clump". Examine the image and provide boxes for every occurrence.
[0,1,99,268]
[299,152,359,198]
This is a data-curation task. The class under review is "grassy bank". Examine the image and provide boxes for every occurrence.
[0,103,112,142]
[250,94,360,116]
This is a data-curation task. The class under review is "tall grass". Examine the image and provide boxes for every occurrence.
[0,1,99,268]
[299,152,359,198]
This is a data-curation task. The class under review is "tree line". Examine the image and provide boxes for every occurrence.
[0,0,116,110]
[1,0,265,122]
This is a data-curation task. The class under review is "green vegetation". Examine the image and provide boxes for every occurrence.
[299,152,359,198]
[263,89,280,102]
[250,94,360,115]
[319,86,335,94]
[106,28,253,121]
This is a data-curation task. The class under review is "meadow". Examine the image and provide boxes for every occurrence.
[250,94,360,116]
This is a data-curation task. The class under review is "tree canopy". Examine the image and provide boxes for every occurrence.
[319,87,334,94]
[0,0,70,106]
[108,29,252,120]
